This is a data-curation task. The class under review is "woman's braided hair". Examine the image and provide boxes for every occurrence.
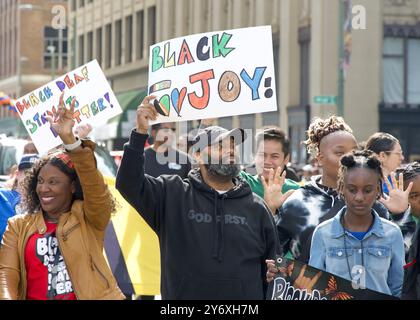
[337,150,384,198]
[304,116,353,157]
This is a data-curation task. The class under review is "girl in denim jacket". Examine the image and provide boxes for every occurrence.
[309,150,410,297]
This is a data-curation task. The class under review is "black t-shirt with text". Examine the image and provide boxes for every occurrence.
[144,147,191,179]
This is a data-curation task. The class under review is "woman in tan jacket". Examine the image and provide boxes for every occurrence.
[0,92,124,300]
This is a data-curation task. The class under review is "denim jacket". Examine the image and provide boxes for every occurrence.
[309,207,405,297]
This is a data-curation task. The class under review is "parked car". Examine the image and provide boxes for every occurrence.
[0,135,117,178]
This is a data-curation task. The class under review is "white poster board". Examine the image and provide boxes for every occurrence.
[14,60,122,154]
[148,25,277,123]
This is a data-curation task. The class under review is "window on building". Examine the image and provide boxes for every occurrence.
[383,37,420,104]
[105,23,112,68]
[217,117,233,130]
[78,34,84,65]
[43,27,68,70]
[71,0,76,11]
[265,32,280,127]
[299,27,311,108]
[239,114,255,164]
[407,39,420,104]
[59,29,68,69]
[136,10,144,60]
[147,6,156,46]
[87,31,93,62]
[125,15,133,63]
[262,112,279,126]
[96,28,102,65]
[239,114,255,131]
[10,28,14,76]
[79,0,85,8]
[115,19,122,66]
[0,33,3,77]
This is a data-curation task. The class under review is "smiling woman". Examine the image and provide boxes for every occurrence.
[24,153,85,222]
[0,92,124,300]
[366,132,405,194]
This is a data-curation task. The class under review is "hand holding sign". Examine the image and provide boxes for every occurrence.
[45,92,77,145]
[266,259,279,283]
[148,26,277,124]
[136,95,158,134]
[14,60,122,154]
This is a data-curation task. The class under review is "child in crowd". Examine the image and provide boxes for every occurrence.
[309,150,406,297]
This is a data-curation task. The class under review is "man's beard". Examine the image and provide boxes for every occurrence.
[205,163,241,178]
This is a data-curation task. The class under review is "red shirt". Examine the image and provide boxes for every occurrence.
[25,221,76,300]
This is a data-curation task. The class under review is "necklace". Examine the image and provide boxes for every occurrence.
[341,213,367,280]
[343,229,364,280]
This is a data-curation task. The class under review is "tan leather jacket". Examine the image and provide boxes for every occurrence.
[0,140,124,300]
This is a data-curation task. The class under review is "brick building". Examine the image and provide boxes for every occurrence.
[0,0,67,136]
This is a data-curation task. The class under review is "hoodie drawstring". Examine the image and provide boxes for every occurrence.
[212,192,219,259]
[218,196,226,262]
[331,195,335,208]
[211,192,226,262]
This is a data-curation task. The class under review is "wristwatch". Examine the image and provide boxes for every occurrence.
[63,137,82,151]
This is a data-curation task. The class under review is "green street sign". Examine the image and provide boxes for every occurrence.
[313,95,337,105]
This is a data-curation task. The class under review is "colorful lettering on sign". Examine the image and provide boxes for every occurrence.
[218,71,241,102]
[177,40,195,66]
[152,46,164,72]
[188,69,215,110]
[196,37,210,61]
[147,66,273,117]
[149,80,172,94]
[211,32,235,58]
[151,32,236,73]
[240,67,266,101]
[15,87,54,115]
[164,42,176,69]
[24,92,113,136]
[56,67,89,92]
[171,87,187,117]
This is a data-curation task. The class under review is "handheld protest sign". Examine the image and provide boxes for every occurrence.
[14,60,122,154]
[148,25,278,124]
[271,256,398,300]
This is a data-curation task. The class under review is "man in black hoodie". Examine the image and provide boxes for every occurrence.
[116,95,278,300]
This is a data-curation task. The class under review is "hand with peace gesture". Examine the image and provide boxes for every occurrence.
[379,172,413,215]
[45,91,78,145]
[261,167,295,215]
[293,265,322,294]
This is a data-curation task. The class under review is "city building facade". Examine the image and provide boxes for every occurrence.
[0,0,67,136]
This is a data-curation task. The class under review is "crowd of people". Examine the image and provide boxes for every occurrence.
[0,93,419,300]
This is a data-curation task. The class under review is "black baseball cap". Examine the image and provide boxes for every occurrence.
[191,126,246,152]
[18,154,39,171]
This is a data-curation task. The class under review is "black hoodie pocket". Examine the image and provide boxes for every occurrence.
[175,276,244,300]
